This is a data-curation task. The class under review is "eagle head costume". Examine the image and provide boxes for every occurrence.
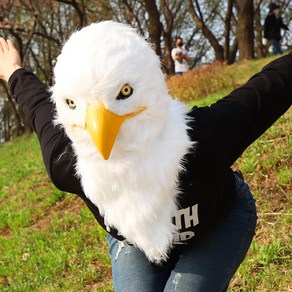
[51,21,192,263]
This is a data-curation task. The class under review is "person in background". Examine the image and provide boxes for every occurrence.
[264,3,289,55]
[171,37,191,75]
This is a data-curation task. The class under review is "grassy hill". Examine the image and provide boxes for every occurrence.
[0,56,291,291]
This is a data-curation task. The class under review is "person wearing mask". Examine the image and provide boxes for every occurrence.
[264,3,289,55]
[0,21,291,291]
[171,37,191,75]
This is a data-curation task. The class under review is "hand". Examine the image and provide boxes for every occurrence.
[0,38,22,82]
[183,54,191,63]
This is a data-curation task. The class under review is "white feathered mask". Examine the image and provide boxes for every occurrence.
[51,21,192,263]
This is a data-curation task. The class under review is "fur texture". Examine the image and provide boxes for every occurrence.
[51,21,193,263]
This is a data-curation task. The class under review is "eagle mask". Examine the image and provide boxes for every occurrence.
[51,21,193,263]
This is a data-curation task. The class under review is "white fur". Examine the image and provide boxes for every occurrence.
[51,21,193,263]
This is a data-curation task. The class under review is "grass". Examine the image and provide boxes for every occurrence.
[0,55,291,291]
[230,110,291,292]
[0,136,111,291]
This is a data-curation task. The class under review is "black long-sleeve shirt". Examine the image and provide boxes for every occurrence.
[9,52,292,243]
[264,13,289,41]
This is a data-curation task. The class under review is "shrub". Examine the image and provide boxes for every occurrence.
[166,61,236,103]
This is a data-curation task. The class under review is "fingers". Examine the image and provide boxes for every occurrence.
[7,39,15,51]
[0,38,4,52]
[0,37,9,52]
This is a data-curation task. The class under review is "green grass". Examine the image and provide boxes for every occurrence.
[0,136,111,291]
[230,110,291,292]
[0,56,291,291]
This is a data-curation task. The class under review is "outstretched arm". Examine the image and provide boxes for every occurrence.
[279,17,289,31]
[0,38,83,195]
[189,52,292,169]
[0,38,122,232]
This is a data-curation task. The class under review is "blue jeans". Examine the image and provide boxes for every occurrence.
[107,173,257,291]
[269,38,283,55]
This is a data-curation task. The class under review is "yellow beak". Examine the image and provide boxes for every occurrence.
[85,102,146,160]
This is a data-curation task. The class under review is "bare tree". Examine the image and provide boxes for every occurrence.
[187,0,224,61]
[234,0,254,60]
[0,0,291,142]
[254,0,265,58]
[68,0,87,26]
[0,0,81,141]
[144,0,162,57]
[223,0,239,63]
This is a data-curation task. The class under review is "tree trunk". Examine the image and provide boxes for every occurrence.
[144,0,163,57]
[254,0,265,58]
[224,0,235,63]
[229,38,238,64]
[235,0,254,60]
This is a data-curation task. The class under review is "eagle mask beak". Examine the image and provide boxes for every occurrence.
[85,103,146,160]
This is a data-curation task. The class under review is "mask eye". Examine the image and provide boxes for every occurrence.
[117,84,133,100]
[66,99,76,110]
